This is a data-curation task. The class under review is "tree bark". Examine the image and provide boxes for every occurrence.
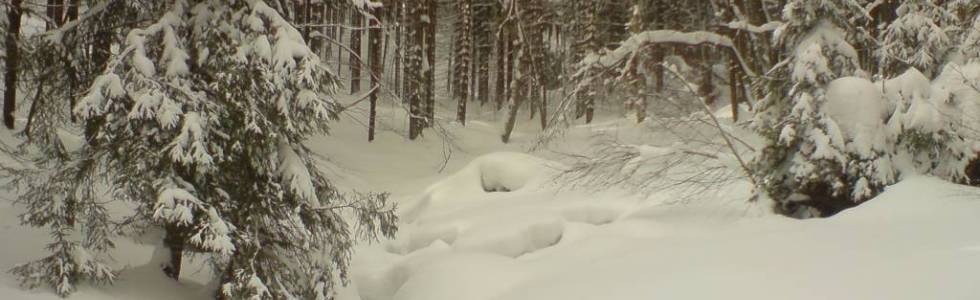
[336,3,346,71]
[368,5,382,141]
[162,224,187,281]
[454,0,472,126]
[4,0,23,129]
[538,86,547,130]
[494,29,507,111]
[730,57,740,122]
[423,0,436,128]
[407,1,424,139]
[350,7,362,94]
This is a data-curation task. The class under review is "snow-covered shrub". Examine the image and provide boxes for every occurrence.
[753,1,891,218]
[882,67,975,182]
[14,0,397,298]
[922,63,980,184]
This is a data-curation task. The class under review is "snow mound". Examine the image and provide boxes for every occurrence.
[401,152,559,223]
[879,68,931,114]
[353,159,980,300]
[825,76,889,156]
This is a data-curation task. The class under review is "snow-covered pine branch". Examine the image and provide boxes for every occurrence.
[578,29,758,78]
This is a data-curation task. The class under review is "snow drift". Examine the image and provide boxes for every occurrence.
[347,151,980,300]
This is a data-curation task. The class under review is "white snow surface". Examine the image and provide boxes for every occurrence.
[1,107,979,300]
[352,165,980,300]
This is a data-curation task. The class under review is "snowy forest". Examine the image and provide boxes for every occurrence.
[1,0,980,299]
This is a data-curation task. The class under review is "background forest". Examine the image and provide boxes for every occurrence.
[2,0,980,299]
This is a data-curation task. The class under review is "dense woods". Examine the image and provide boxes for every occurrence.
[2,0,980,298]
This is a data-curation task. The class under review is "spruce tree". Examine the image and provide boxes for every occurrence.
[14,1,396,298]
[752,0,893,217]
[878,0,959,78]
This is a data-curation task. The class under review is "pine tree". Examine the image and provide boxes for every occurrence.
[752,0,892,217]
[878,0,959,78]
[15,1,396,298]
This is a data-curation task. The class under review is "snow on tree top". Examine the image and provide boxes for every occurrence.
[825,76,889,157]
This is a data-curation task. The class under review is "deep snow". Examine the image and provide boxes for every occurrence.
[1,108,979,300]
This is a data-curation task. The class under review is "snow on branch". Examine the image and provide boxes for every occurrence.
[580,30,758,78]
[724,21,783,33]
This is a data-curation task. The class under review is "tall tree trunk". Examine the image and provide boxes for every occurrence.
[504,32,514,111]
[3,0,23,129]
[730,57,740,122]
[700,48,714,105]
[336,4,346,71]
[501,13,523,144]
[65,0,79,123]
[368,5,382,141]
[162,224,188,281]
[473,0,494,106]
[538,86,547,129]
[407,1,424,140]
[350,8,362,94]
[394,2,403,100]
[454,0,472,126]
[494,29,507,111]
[423,0,436,128]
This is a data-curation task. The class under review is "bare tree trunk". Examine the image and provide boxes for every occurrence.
[700,48,714,105]
[538,86,547,130]
[162,224,188,281]
[423,0,436,128]
[325,1,335,60]
[350,7,362,94]
[336,4,346,72]
[504,32,514,111]
[394,2,403,100]
[473,0,494,106]
[66,0,79,123]
[407,1,424,140]
[494,29,507,111]
[501,9,523,144]
[454,0,472,126]
[368,5,382,141]
[3,0,23,129]
[729,57,740,122]
[584,97,594,124]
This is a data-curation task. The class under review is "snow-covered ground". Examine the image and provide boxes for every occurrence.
[2,108,979,300]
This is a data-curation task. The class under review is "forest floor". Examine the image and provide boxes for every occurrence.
[1,105,979,299]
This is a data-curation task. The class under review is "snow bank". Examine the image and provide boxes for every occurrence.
[352,175,980,300]
[401,152,560,223]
